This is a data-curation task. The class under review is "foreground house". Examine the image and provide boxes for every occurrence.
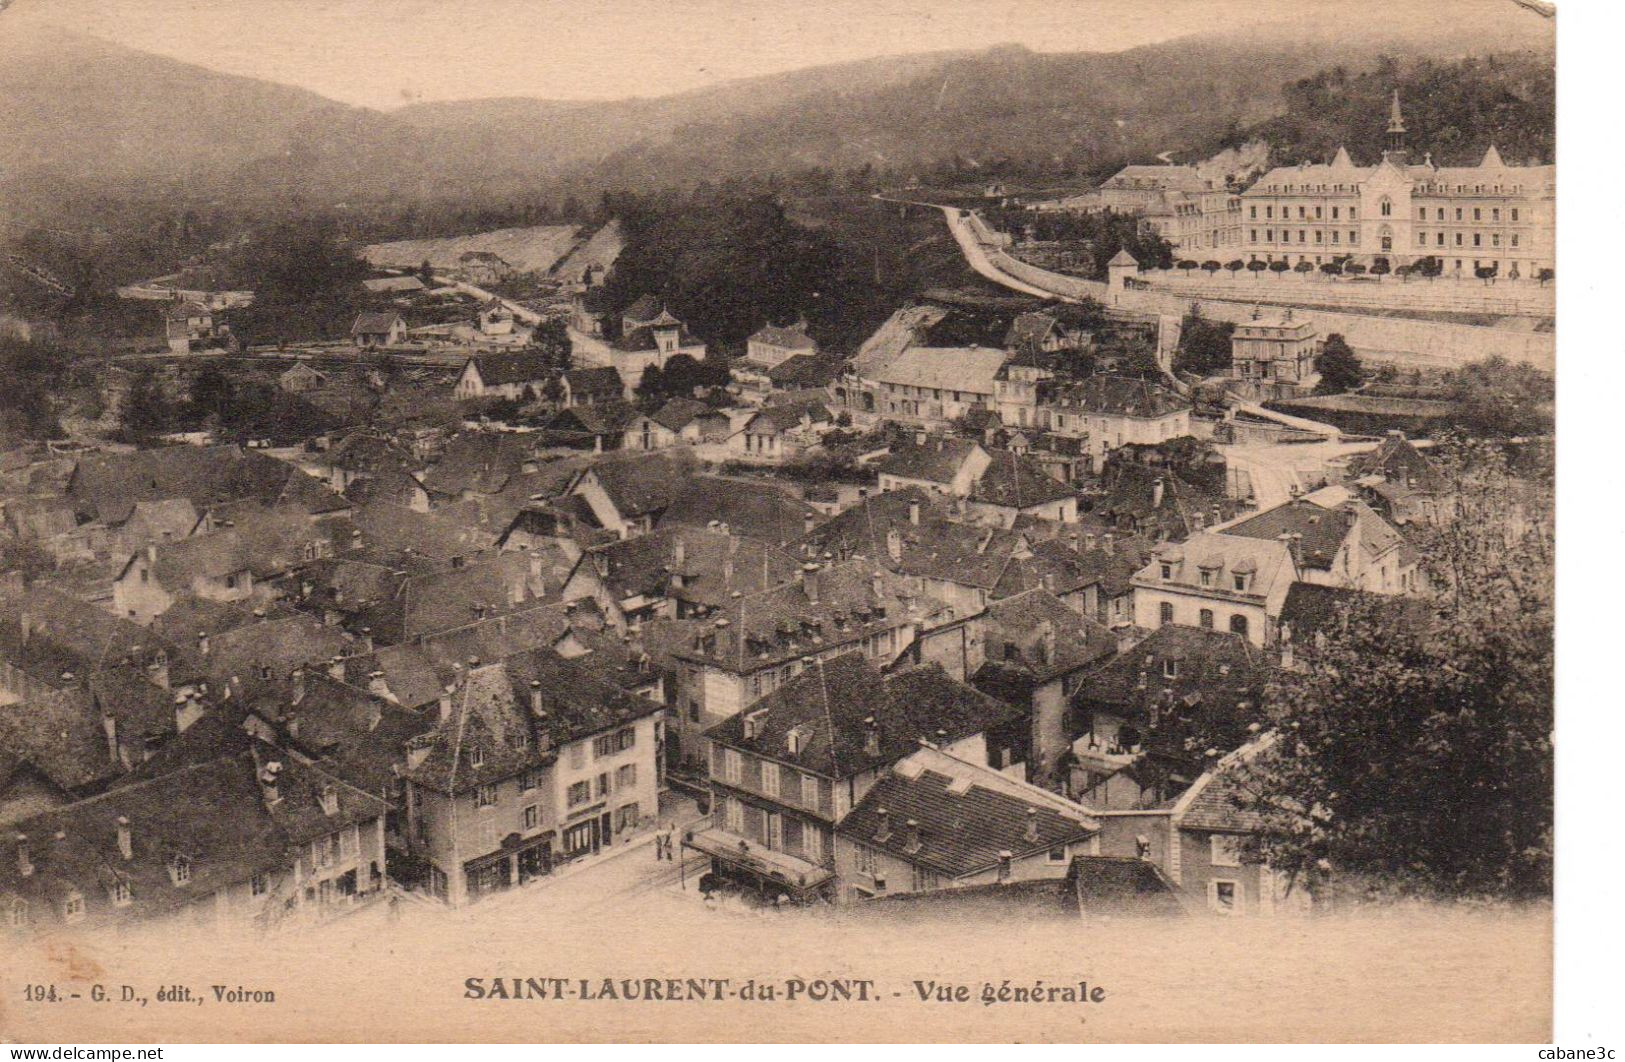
[834,745,1100,902]
[351,312,408,349]
[0,749,387,935]
[691,653,1020,903]
[454,351,554,402]
[402,651,664,906]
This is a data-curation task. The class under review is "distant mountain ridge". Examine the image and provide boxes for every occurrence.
[0,18,1553,228]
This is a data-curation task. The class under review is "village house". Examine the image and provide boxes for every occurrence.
[733,400,833,462]
[1339,431,1452,527]
[863,346,1008,427]
[478,298,516,337]
[1091,735,1307,917]
[875,436,992,497]
[0,749,388,936]
[1230,308,1320,397]
[559,366,626,408]
[351,312,409,349]
[277,362,330,395]
[834,745,1100,902]
[1216,497,1417,594]
[163,301,228,354]
[691,652,1020,903]
[565,450,698,540]
[66,445,349,530]
[1090,463,1240,543]
[561,526,803,630]
[992,349,1058,431]
[454,351,554,401]
[663,560,965,767]
[620,398,728,452]
[457,251,512,286]
[658,475,822,546]
[1132,529,1297,647]
[743,320,817,370]
[970,589,1118,788]
[965,450,1079,527]
[401,651,664,906]
[538,404,638,453]
[1045,377,1193,471]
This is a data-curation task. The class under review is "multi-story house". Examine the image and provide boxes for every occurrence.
[1132,530,1298,647]
[402,650,663,906]
[1216,497,1417,595]
[862,346,1008,427]
[0,749,388,936]
[834,745,1100,902]
[1044,377,1192,472]
[691,652,1021,903]
[662,560,961,767]
[875,437,991,498]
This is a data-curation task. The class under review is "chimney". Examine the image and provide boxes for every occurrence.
[673,537,686,569]
[438,684,456,724]
[872,572,885,601]
[197,630,210,657]
[886,528,902,563]
[863,715,881,757]
[530,679,544,715]
[801,563,820,603]
[874,807,891,843]
[367,670,391,699]
[359,627,374,652]
[117,816,132,861]
[1023,807,1040,844]
[146,544,158,565]
[804,511,818,535]
[259,761,282,806]
[908,498,921,526]
[996,850,1012,881]
[327,656,345,681]
[291,667,307,705]
[1035,620,1055,666]
[1152,477,1165,509]
[16,833,32,877]
[101,706,119,766]
[1103,533,1115,555]
[903,818,922,853]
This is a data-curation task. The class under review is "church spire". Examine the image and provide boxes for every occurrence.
[1383,90,1409,164]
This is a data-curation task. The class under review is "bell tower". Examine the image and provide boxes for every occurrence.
[1383,90,1409,165]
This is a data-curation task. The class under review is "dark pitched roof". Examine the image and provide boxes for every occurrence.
[544,402,639,438]
[874,437,983,485]
[1345,432,1446,492]
[468,351,552,388]
[800,488,1029,591]
[704,654,1017,780]
[562,366,624,397]
[660,475,820,544]
[857,855,1183,920]
[0,586,182,693]
[971,451,1077,509]
[749,323,816,351]
[0,687,119,792]
[68,445,339,526]
[650,397,714,432]
[839,747,1097,878]
[585,526,802,610]
[419,432,544,497]
[350,501,495,564]
[766,354,840,389]
[745,400,831,434]
[621,294,664,323]
[351,311,404,335]
[1220,498,1403,572]
[1050,376,1189,419]
[1003,311,1059,350]
[574,450,698,520]
[0,750,385,932]
[402,649,662,793]
[976,589,1117,682]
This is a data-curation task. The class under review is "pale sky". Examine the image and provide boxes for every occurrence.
[10,0,1546,110]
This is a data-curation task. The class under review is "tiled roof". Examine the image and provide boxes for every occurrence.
[403,649,662,793]
[1050,376,1189,419]
[586,526,802,609]
[68,445,332,526]
[977,589,1117,682]
[201,613,351,689]
[867,346,1007,393]
[971,452,1077,509]
[350,500,495,565]
[840,746,1097,877]
[672,559,950,674]
[1172,734,1278,833]
[1003,311,1059,350]
[0,687,119,792]
[0,750,385,932]
[859,854,1183,919]
[574,450,698,520]
[851,304,949,378]
[562,366,624,397]
[874,437,984,485]
[1345,433,1446,492]
[800,488,1027,591]
[746,400,831,434]
[420,432,543,497]
[749,323,817,351]
[705,653,1015,780]
[620,294,664,323]
[1141,530,1297,597]
[351,311,404,335]
[766,354,842,389]
[659,475,820,544]
[0,585,180,691]
[649,397,712,432]
[1220,498,1403,571]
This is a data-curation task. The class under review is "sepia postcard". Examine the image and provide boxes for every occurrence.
[0,0,1575,1045]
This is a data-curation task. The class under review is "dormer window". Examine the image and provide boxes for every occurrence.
[9,898,30,928]
[1159,563,1173,581]
[469,746,484,768]
[110,878,132,907]
[62,891,86,923]
[318,784,340,816]
[1163,659,1180,680]
[1233,573,1249,592]
[1199,570,1213,588]
[168,855,191,886]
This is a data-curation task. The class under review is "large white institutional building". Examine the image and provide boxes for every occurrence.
[1236,93,1554,279]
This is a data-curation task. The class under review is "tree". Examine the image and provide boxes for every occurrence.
[1234,442,1552,901]
[1370,259,1392,279]
[1247,259,1268,274]
[1173,304,1236,378]
[1201,260,1221,274]
[189,362,236,424]
[634,363,667,404]
[1443,356,1554,437]
[1313,333,1362,394]
[119,368,176,442]
[1225,260,1246,275]
[1320,262,1343,277]
[1177,260,1199,273]
[418,258,435,284]
[1344,262,1368,276]
[1268,260,1290,275]
[528,317,572,371]
[1294,260,1314,275]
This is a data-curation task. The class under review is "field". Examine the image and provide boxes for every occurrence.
[362,225,582,275]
